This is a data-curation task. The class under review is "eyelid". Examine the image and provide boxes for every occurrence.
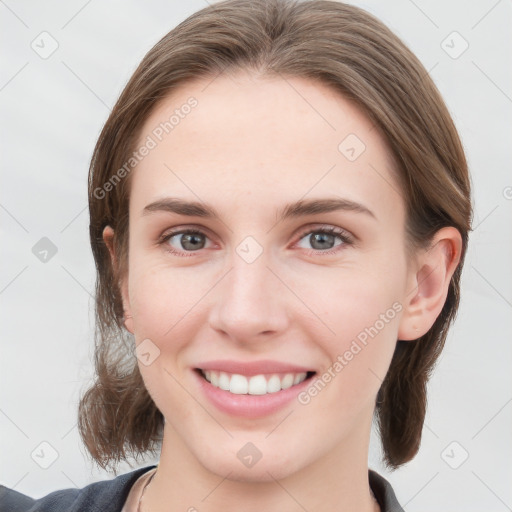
[292,223,355,245]
[158,224,214,242]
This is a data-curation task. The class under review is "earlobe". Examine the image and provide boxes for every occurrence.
[398,227,462,341]
[102,225,134,334]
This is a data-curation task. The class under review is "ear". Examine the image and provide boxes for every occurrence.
[398,227,462,341]
[102,225,134,334]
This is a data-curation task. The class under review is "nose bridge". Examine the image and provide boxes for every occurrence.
[230,249,270,301]
[209,242,288,339]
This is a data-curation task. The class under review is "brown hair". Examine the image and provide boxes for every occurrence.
[79,0,473,473]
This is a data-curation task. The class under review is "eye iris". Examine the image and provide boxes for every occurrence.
[310,232,335,250]
[181,233,205,250]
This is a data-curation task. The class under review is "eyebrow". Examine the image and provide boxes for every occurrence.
[142,196,376,221]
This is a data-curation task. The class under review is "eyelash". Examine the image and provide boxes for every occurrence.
[157,225,354,257]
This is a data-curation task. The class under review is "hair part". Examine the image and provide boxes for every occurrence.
[80,0,472,473]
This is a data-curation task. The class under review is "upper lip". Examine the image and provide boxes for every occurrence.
[195,359,314,376]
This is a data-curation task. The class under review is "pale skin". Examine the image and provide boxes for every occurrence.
[103,70,462,512]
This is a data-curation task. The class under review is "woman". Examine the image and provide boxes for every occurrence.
[0,0,472,510]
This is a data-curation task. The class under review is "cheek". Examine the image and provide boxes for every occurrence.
[308,268,404,399]
[128,266,196,410]
[309,263,404,335]
[127,262,206,335]
[305,316,399,425]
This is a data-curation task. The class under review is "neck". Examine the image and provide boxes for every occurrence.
[143,421,379,512]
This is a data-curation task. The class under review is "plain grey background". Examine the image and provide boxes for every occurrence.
[1,0,511,510]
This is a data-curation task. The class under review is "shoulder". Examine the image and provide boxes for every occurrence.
[0,465,157,512]
[369,469,404,512]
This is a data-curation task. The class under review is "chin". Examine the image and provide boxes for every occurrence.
[196,444,306,483]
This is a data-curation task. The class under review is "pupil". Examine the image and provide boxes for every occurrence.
[311,233,334,250]
[182,233,204,250]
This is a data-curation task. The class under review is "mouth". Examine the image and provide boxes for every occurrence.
[194,368,316,396]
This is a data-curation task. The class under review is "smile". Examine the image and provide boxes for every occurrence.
[198,369,313,395]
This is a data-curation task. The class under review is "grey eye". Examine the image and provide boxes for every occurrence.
[166,231,209,251]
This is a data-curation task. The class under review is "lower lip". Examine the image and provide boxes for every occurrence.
[193,369,314,418]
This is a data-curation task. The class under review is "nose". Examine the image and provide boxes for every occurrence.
[208,249,290,344]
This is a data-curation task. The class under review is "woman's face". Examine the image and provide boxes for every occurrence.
[114,71,417,481]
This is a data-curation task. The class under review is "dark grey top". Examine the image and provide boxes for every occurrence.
[0,465,404,511]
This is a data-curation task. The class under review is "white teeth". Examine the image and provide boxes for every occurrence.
[248,375,267,395]
[267,375,282,393]
[281,373,294,389]
[218,372,230,391]
[201,370,308,395]
[230,374,248,394]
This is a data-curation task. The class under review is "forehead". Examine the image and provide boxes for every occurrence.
[129,71,402,221]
